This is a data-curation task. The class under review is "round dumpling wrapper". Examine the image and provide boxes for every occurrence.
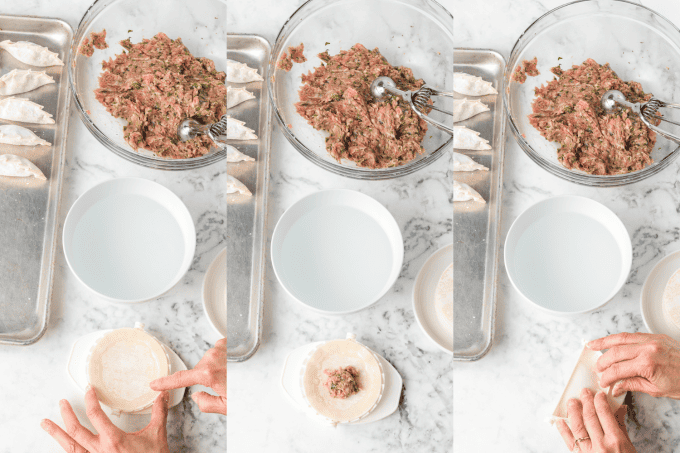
[87,328,169,413]
[302,339,383,423]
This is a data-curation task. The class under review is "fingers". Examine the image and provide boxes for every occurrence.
[612,376,657,397]
[599,358,645,389]
[150,369,205,391]
[555,419,576,451]
[192,392,226,415]
[587,332,650,351]
[580,388,604,441]
[148,391,170,438]
[59,399,97,450]
[40,419,89,453]
[567,398,589,440]
[593,391,621,436]
[596,344,641,372]
[85,386,118,436]
[215,338,226,349]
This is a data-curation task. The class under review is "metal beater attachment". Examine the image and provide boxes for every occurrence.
[177,114,228,148]
[601,90,680,144]
[370,76,453,135]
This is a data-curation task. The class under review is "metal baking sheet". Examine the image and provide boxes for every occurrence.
[454,48,506,361]
[226,34,272,362]
[0,15,72,346]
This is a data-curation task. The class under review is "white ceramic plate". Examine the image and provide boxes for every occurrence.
[203,247,226,337]
[504,196,632,315]
[281,341,402,425]
[413,243,453,354]
[66,327,187,418]
[63,178,196,303]
[271,189,403,315]
[641,250,680,340]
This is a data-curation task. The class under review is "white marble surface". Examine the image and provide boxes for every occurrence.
[454,0,680,452]
[0,1,226,452]
[227,0,454,451]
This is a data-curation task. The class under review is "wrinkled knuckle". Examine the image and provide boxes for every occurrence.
[85,406,101,420]
[66,441,80,453]
[66,424,81,439]
[649,342,663,355]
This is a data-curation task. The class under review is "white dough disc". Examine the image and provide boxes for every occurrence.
[87,328,169,413]
[302,339,383,423]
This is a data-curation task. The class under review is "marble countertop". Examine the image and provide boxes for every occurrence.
[454,0,680,452]
[227,0,454,451]
[0,1,226,452]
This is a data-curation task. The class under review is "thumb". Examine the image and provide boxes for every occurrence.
[148,391,170,438]
[613,377,656,397]
[192,391,226,415]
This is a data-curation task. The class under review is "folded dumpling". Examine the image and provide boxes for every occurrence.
[0,97,55,124]
[547,343,625,425]
[453,98,489,123]
[227,174,252,196]
[227,144,255,162]
[454,180,485,203]
[0,154,46,180]
[0,40,64,67]
[226,116,257,140]
[453,72,497,96]
[0,125,50,146]
[453,152,487,172]
[0,69,55,96]
[454,126,490,150]
[227,86,256,109]
[227,59,263,83]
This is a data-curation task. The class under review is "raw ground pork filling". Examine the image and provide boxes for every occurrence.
[295,43,428,169]
[323,366,361,399]
[529,58,657,175]
[95,32,226,159]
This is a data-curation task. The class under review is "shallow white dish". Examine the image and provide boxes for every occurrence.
[641,250,680,340]
[413,243,453,354]
[271,189,403,315]
[63,178,196,303]
[202,247,226,337]
[66,326,187,420]
[504,196,631,315]
[281,340,402,425]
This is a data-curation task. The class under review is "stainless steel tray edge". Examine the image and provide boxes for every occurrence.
[453,48,507,361]
[227,33,272,362]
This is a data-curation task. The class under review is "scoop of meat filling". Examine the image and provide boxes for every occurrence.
[323,366,361,399]
[295,43,428,169]
[529,58,656,175]
[91,29,108,50]
[94,32,226,159]
[79,37,94,57]
[513,57,539,84]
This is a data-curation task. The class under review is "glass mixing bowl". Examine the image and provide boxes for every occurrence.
[504,0,680,187]
[69,0,226,170]
[268,0,453,180]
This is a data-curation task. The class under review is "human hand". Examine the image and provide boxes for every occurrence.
[150,338,226,415]
[588,332,680,399]
[41,386,170,453]
[556,388,635,453]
